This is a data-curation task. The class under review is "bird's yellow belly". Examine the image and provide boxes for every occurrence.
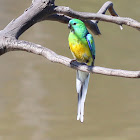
[69,42,91,63]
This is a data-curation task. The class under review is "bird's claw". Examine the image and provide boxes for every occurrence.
[71,59,77,62]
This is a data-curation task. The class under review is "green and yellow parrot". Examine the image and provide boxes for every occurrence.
[68,19,95,122]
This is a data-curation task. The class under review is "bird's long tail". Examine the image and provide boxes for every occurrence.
[76,70,90,123]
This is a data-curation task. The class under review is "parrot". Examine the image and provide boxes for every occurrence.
[68,19,95,123]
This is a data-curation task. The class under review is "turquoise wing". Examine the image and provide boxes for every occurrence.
[86,33,95,59]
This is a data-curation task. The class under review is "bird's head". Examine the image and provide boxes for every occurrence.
[68,19,88,35]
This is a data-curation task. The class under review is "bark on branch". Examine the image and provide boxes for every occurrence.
[54,5,140,30]
[0,0,140,78]
[2,37,140,78]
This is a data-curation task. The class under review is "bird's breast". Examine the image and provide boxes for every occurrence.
[69,36,92,63]
[69,42,85,60]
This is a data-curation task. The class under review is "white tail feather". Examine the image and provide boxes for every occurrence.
[76,70,90,122]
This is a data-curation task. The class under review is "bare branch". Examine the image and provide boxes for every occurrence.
[48,1,121,35]
[54,5,140,30]
[1,1,122,38]
[0,37,140,78]
[0,0,140,79]
[95,1,123,29]
[1,0,55,39]
[95,1,118,24]
[97,1,118,16]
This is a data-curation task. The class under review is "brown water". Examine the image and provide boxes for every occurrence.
[0,0,140,139]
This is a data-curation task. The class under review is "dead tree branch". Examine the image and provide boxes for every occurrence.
[2,37,140,78]
[54,5,140,30]
[0,0,140,78]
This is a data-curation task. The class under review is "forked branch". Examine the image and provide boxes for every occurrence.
[54,5,140,30]
[0,0,140,78]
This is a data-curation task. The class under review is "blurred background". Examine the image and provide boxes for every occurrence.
[0,0,140,140]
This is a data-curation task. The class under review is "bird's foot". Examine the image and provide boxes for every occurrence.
[71,59,77,63]
[71,59,86,66]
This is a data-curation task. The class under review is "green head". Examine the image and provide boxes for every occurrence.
[68,19,88,37]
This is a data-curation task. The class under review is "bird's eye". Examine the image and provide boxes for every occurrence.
[73,23,77,25]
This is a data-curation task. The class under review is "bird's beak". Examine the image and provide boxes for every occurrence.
[68,23,71,29]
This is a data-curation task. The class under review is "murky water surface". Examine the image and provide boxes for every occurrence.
[0,0,140,140]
